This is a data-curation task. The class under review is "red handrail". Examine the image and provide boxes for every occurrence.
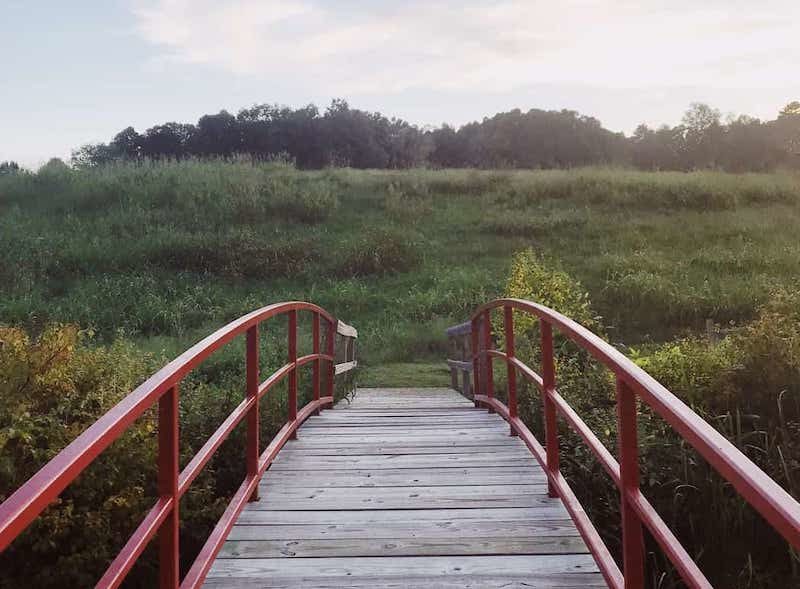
[447,298,800,589]
[0,301,357,588]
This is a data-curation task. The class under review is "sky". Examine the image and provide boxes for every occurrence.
[2,0,799,168]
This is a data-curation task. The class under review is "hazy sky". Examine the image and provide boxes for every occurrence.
[3,0,799,167]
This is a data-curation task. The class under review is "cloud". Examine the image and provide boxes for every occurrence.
[131,0,800,95]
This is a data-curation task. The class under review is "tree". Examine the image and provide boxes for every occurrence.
[0,161,20,176]
[680,103,723,169]
[774,101,800,163]
[71,144,116,168]
[110,127,143,160]
[779,101,800,117]
[41,157,69,171]
[76,98,800,172]
[191,111,239,156]
[140,122,196,158]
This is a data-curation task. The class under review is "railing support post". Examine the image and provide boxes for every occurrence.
[326,319,335,403]
[288,310,298,440]
[504,306,518,436]
[617,376,645,589]
[462,333,471,399]
[312,313,321,415]
[482,310,494,413]
[540,319,559,498]
[158,385,179,589]
[246,325,259,501]
[470,318,480,407]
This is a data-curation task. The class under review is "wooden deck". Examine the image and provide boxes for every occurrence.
[205,388,604,588]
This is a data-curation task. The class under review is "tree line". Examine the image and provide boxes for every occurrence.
[3,100,799,174]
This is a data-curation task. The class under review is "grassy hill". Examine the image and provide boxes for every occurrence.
[2,161,800,365]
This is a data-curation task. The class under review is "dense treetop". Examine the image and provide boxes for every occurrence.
[59,99,799,172]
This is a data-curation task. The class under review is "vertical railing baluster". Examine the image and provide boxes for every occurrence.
[326,319,335,403]
[158,384,179,589]
[312,313,320,415]
[540,319,559,498]
[504,306,517,436]
[462,333,471,399]
[246,325,259,501]
[482,310,494,412]
[617,376,645,588]
[288,310,298,439]
[450,332,459,391]
[470,318,480,407]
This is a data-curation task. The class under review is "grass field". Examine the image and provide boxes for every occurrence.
[2,162,800,358]
[1,161,800,587]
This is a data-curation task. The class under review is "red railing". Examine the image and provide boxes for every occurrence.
[447,298,800,589]
[0,301,357,588]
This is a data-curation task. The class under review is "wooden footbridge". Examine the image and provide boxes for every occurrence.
[1,300,799,588]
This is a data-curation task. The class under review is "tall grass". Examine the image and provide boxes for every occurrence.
[2,162,799,348]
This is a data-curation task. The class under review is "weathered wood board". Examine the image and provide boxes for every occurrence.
[205,387,605,588]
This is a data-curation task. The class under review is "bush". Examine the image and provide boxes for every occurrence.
[0,325,157,587]
[0,323,344,588]
[499,255,800,587]
[504,248,600,331]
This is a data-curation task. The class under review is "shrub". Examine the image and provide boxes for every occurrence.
[0,325,157,587]
[504,248,600,332]
[500,255,800,587]
[0,323,341,588]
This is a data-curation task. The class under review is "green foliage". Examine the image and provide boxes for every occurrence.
[0,322,341,587]
[627,296,800,586]
[0,325,157,587]
[0,162,20,176]
[66,99,800,172]
[501,259,800,587]
[333,229,422,277]
[504,248,599,329]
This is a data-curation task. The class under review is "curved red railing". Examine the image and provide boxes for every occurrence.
[0,301,357,588]
[447,298,800,589]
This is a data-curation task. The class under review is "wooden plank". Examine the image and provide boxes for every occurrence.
[275,445,533,456]
[334,360,357,375]
[286,437,517,449]
[446,321,472,337]
[447,359,473,371]
[329,407,478,413]
[336,320,358,338]
[247,485,550,510]
[270,453,537,470]
[295,425,509,436]
[305,415,498,425]
[206,554,600,579]
[342,397,474,409]
[261,468,544,488]
[227,519,581,540]
[293,432,517,442]
[203,573,607,589]
[236,506,572,526]
[218,536,589,558]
